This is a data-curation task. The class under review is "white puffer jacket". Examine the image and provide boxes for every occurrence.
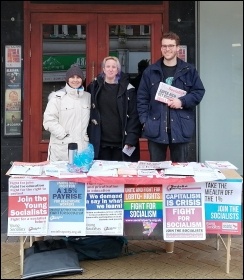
[43,83,91,162]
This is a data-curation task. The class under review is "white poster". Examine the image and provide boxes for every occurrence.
[8,179,49,236]
[86,184,124,235]
[163,183,206,240]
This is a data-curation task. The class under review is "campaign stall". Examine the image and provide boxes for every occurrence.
[7,161,243,275]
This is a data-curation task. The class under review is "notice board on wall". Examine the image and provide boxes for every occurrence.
[4,45,22,137]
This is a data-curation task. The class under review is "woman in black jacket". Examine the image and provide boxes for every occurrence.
[87,56,141,162]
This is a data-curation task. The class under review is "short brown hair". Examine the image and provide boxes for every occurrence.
[161,31,180,46]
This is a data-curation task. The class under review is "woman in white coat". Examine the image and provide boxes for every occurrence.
[43,64,91,162]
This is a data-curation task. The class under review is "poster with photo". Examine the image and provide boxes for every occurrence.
[6,68,21,88]
[5,89,21,111]
[4,45,22,136]
[4,89,22,136]
[4,111,22,136]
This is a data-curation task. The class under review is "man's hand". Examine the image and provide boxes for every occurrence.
[167,98,183,109]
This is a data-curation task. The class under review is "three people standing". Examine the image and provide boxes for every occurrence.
[44,31,205,165]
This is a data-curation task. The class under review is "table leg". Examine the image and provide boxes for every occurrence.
[165,241,174,253]
[216,233,231,274]
[19,236,24,276]
[226,234,231,273]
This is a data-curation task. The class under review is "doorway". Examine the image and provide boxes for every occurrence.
[24,11,163,162]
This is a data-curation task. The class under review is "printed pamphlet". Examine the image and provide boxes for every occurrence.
[155,82,186,104]
[164,166,195,176]
[8,165,43,176]
[137,161,172,170]
[205,161,238,170]
[122,145,135,156]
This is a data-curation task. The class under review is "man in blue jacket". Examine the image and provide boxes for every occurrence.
[137,31,205,162]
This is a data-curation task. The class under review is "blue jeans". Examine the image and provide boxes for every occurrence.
[148,140,189,162]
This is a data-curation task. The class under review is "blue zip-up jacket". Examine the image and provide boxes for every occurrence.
[137,57,205,144]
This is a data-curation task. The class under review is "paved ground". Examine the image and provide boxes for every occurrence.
[1,192,243,279]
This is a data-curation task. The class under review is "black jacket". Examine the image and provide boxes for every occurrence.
[129,73,143,92]
[87,72,141,162]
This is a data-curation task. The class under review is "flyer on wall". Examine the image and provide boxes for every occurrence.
[5,45,22,68]
[6,68,21,89]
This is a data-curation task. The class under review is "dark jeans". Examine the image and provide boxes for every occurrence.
[98,146,122,161]
[148,140,189,162]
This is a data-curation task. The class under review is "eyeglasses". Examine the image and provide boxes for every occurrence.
[161,44,176,50]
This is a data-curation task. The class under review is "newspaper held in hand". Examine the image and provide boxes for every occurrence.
[155,82,186,104]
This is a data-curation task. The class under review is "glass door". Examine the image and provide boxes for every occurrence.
[42,24,88,141]
[28,13,97,161]
[97,14,162,76]
[27,13,162,162]
[108,24,151,77]
[97,14,163,161]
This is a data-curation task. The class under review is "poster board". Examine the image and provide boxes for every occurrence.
[4,45,22,137]
[7,172,242,237]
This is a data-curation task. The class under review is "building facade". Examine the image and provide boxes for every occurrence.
[1,1,243,191]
